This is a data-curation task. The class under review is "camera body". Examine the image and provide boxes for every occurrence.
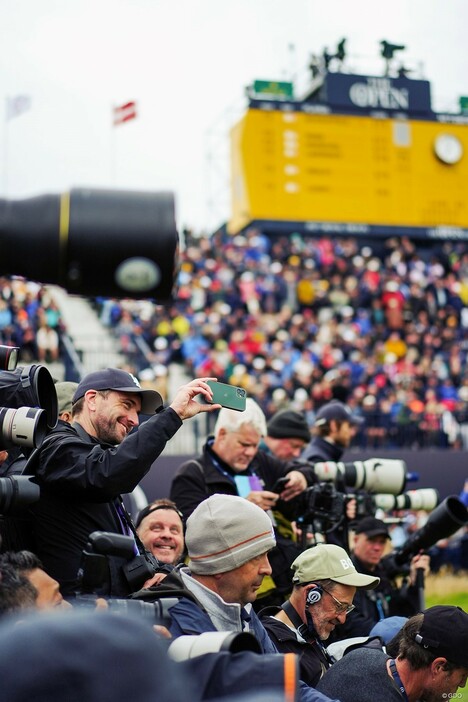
[297,482,347,532]
[293,457,440,540]
[75,530,190,627]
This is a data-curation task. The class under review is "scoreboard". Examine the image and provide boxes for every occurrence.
[229,107,468,238]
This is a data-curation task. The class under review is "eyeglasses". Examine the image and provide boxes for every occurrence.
[322,587,355,616]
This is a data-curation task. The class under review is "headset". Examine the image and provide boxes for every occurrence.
[305,583,323,607]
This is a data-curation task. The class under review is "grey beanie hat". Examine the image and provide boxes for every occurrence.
[186,494,276,575]
[267,409,311,442]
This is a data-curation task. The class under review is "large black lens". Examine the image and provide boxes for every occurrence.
[0,475,40,514]
[0,188,178,300]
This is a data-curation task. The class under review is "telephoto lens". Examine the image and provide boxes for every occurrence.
[373,488,439,512]
[0,406,48,449]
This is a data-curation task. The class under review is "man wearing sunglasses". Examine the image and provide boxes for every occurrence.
[261,543,379,687]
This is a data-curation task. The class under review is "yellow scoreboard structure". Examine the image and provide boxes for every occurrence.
[229,74,468,241]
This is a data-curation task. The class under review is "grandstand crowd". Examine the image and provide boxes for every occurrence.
[2,230,468,450]
[0,277,65,364]
[92,231,468,450]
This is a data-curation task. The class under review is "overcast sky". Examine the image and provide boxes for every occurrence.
[1,0,467,234]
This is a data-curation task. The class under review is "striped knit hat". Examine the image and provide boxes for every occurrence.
[186,494,276,575]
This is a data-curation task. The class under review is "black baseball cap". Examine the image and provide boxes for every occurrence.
[354,516,390,539]
[72,368,163,414]
[314,400,364,427]
[415,606,468,668]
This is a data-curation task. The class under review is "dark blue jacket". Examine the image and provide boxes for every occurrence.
[168,597,340,702]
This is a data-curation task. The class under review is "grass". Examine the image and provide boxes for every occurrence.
[425,570,468,608]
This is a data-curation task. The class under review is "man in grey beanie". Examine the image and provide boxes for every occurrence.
[169,493,277,640]
[166,494,341,702]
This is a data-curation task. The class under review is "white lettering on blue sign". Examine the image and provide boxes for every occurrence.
[349,78,409,110]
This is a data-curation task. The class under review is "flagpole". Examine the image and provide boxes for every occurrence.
[110,102,116,186]
[3,97,9,195]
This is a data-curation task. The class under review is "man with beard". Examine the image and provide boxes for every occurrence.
[29,368,220,598]
[301,401,362,550]
[302,401,363,466]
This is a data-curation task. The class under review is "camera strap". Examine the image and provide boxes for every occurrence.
[388,659,408,702]
[281,600,335,665]
[115,496,154,563]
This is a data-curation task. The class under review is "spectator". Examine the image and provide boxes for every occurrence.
[29,368,220,598]
[170,399,314,606]
[302,400,363,465]
[263,409,311,461]
[55,381,79,423]
[300,400,362,550]
[317,606,468,702]
[261,543,379,686]
[165,494,340,702]
[96,233,468,451]
[0,550,72,610]
[330,516,430,641]
[136,499,185,566]
[0,561,36,618]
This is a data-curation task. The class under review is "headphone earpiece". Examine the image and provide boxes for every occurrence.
[305,584,323,606]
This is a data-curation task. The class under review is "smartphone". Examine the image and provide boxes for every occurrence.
[272,476,291,494]
[206,380,247,412]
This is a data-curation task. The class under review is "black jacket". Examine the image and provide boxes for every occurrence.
[299,436,350,550]
[302,436,344,465]
[170,439,306,522]
[261,608,330,687]
[30,410,182,597]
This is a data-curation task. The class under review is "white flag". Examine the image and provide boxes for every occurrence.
[6,95,32,120]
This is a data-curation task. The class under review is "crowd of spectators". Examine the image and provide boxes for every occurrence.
[94,230,468,450]
[0,277,66,364]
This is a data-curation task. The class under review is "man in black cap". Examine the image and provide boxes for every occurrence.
[317,605,468,702]
[30,368,220,598]
[302,400,363,466]
[330,516,430,640]
[298,400,363,551]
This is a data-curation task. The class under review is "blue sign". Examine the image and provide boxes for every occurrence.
[323,73,432,116]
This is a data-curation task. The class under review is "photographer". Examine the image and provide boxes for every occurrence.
[329,516,430,641]
[300,401,362,550]
[170,399,314,607]
[302,401,363,466]
[260,543,379,687]
[0,560,37,618]
[0,550,72,611]
[29,368,220,598]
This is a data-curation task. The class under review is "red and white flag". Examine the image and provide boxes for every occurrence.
[6,95,32,120]
[113,100,137,126]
